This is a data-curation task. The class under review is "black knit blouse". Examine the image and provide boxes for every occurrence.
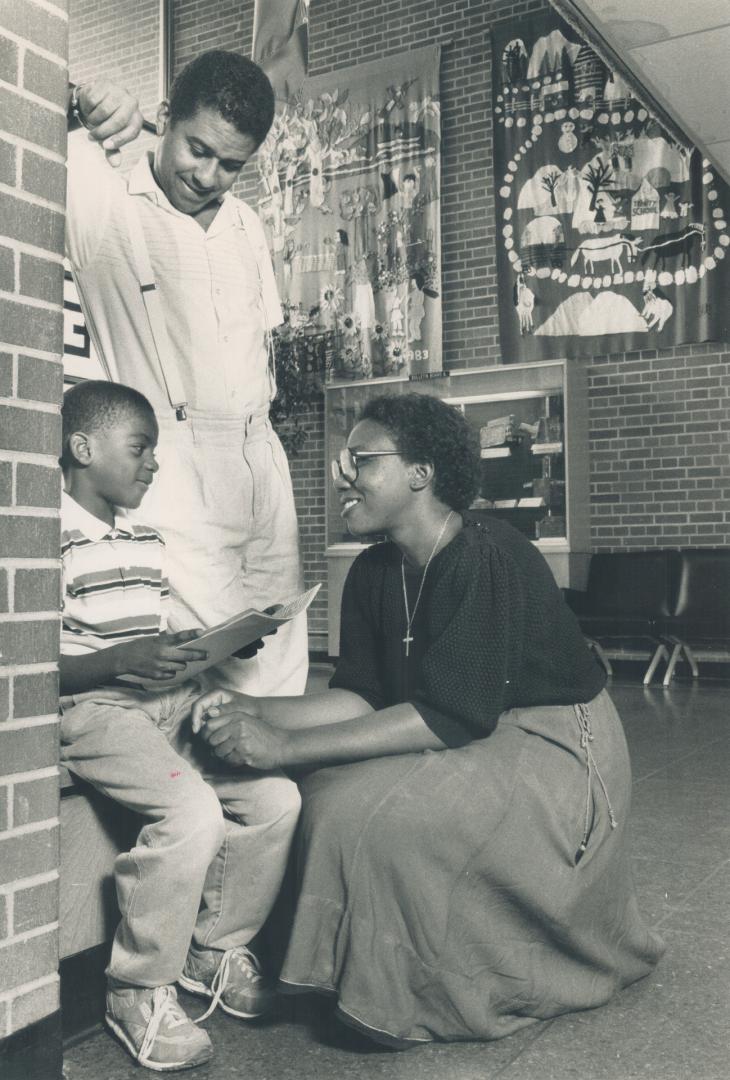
[329,516,606,744]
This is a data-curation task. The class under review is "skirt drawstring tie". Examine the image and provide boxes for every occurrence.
[574,702,617,863]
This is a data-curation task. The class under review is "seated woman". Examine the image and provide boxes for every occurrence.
[192,392,664,1048]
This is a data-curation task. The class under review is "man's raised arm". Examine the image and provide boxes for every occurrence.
[65,80,145,268]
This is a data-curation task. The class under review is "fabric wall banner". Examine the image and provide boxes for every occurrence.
[492,10,730,361]
[253,0,310,101]
[256,45,443,381]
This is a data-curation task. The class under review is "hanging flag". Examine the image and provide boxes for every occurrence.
[253,0,310,102]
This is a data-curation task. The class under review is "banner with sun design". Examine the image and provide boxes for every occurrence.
[256,46,442,381]
[492,10,730,361]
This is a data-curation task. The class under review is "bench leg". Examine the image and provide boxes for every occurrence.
[682,643,699,679]
[662,641,685,687]
[643,643,669,686]
[586,638,613,677]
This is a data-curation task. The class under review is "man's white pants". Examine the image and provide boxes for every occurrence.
[136,407,308,695]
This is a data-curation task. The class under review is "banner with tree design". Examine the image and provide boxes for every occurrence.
[492,10,730,360]
[257,46,442,381]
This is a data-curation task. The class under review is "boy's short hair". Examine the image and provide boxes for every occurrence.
[168,50,275,149]
[61,380,156,468]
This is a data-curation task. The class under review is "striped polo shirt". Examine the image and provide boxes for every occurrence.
[61,492,169,655]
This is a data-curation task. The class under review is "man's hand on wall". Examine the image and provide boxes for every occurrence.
[71,81,144,166]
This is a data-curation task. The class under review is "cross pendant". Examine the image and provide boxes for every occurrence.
[403,632,413,657]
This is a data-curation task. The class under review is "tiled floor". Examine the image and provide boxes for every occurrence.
[63,675,730,1080]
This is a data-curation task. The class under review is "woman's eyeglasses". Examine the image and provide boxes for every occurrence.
[331,447,403,483]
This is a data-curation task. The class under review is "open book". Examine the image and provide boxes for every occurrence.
[118,583,320,691]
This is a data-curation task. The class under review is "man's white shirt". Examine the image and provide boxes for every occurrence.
[65,133,283,419]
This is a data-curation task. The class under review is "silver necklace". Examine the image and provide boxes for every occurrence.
[400,511,454,657]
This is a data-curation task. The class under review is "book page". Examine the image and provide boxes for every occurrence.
[117,583,320,691]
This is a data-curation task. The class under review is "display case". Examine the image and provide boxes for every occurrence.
[325,360,590,655]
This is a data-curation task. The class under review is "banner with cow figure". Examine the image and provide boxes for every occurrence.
[492,10,730,361]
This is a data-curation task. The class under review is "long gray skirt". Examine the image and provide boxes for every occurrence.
[278,690,664,1045]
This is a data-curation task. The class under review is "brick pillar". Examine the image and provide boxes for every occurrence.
[0,2,68,1078]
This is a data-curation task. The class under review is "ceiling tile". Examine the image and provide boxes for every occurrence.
[706,141,730,178]
[575,0,730,47]
[631,29,730,144]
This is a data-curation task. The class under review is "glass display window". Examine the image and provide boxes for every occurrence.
[324,360,589,652]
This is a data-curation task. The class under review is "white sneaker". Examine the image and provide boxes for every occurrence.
[179,944,276,1020]
[105,983,213,1072]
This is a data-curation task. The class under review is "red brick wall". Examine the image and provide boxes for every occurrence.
[67,0,730,652]
[589,343,730,547]
[0,0,67,1056]
[68,0,160,115]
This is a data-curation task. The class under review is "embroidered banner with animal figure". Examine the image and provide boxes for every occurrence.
[256,46,442,380]
[492,10,730,360]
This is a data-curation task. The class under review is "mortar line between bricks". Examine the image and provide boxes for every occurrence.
[0,178,65,216]
[0,920,60,950]
[24,0,69,21]
[0,715,59,731]
[0,235,66,264]
[0,660,57,672]
[0,972,59,1006]
[0,79,68,118]
[0,610,59,621]
[1,766,58,786]
[0,396,60,415]
[0,34,66,69]
[0,559,59,569]
[0,501,60,512]
[0,817,59,841]
[0,286,61,314]
[0,869,59,896]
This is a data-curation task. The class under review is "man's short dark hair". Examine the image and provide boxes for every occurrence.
[168,50,275,148]
[61,381,156,467]
[360,393,480,511]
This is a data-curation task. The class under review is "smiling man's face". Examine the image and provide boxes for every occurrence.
[154,104,257,216]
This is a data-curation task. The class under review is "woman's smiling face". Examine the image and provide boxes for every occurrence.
[334,420,412,538]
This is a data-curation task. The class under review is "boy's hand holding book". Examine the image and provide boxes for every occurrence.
[111,630,208,682]
[116,585,320,691]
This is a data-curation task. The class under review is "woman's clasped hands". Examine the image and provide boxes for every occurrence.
[191,690,290,771]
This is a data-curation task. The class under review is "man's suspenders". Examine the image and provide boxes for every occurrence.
[123,195,277,421]
[123,196,189,421]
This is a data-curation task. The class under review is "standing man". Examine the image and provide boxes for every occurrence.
[65,51,307,695]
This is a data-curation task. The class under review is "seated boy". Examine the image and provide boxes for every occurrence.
[59,380,301,1072]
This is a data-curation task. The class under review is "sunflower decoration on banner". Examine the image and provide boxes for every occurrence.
[492,11,730,361]
[257,46,443,381]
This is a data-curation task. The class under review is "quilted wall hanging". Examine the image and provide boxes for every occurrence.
[492,10,730,361]
[256,45,442,382]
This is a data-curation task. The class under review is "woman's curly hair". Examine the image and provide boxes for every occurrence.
[360,393,480,511]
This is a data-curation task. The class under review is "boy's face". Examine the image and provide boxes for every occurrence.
[86,410,160,510]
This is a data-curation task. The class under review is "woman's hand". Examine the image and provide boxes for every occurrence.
[198,708,290,771]
[191,689,261,734]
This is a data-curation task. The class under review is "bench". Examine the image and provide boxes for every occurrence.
[564,548,730,686]
[564,550,681,685]
[59,768,137,959]
[655,548,730,685]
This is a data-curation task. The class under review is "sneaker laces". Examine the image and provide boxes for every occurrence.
[138,986,190,1064]
[193,946,264,1024]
